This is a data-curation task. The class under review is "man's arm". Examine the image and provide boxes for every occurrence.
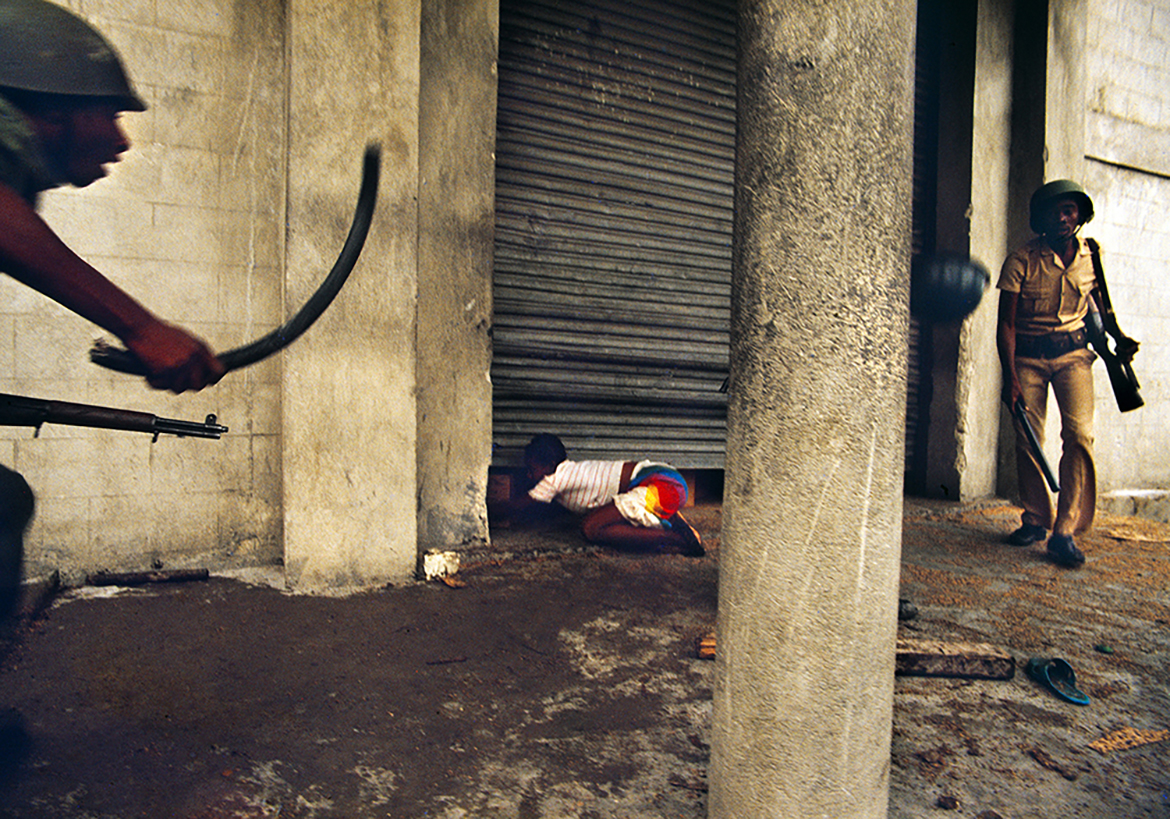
[0,183,223,392]
[996,289,1022,407]
[488,491,542,524]
[1089,287,1140,362]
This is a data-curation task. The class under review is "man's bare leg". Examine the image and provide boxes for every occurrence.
[581,504,703,556]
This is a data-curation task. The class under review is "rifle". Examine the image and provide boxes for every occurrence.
[1085,239,1143,412]
[1013,399,1059,493]
[0,393,227,440]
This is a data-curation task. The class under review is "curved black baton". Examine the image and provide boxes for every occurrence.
[1013,399,1059,493]
[91,144,381,376]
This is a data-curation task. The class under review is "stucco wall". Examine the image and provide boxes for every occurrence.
[416,0,497,553]
[281,0,422,590]
[965,0,1170,512]
[5,0,287,582]
[7,0,436,587]
[1083,0,1170,497]
[958,0,1015,501]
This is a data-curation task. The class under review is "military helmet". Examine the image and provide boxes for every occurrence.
[0,0,146,111]
[1029,179,1093,234]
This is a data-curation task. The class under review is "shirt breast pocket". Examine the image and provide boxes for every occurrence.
[1020,279,1054,317]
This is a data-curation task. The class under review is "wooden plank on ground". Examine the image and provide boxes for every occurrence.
[895,638,1015,679]
[696,633,1016,680]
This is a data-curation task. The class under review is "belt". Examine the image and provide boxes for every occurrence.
[1015,329,1088,360]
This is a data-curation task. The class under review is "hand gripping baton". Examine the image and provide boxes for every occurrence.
[90,145,381,377]
[1013,399,1059,493]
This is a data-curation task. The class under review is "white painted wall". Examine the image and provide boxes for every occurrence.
[5,0,479,589]
[3,0,287,582]
[1083,0,1170,498]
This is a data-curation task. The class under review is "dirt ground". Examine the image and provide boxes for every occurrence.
[0,499,1167,818]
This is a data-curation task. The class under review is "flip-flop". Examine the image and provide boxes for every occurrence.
[1025,657,1090,705]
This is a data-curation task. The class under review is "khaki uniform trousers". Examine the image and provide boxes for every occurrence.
[1013,348,1096,536]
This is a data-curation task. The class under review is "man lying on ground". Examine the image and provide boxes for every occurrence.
[490,433,704,557]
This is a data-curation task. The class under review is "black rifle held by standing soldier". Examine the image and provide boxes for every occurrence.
[1084,239,1143,412]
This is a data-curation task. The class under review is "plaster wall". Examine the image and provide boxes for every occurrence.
[964,0,1170,514]
[4,0,287,583]
[920,1,975,502]
[1045,0,1088,181]
[6,0,437,588]
[1081,0,1170,499]
[953,0,1015,501]
[416,0,497,553]
[921,0,1009,503]
[992,0,1170,512]
[282,0,422,590]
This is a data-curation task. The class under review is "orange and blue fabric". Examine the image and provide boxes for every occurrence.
[628,465,688,521]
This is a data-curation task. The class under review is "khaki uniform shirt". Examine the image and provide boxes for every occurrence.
[996,235,1097,335]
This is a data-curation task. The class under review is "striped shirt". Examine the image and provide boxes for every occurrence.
[528,459,625,513]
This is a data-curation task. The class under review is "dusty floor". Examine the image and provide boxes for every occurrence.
[0,499,1167,818]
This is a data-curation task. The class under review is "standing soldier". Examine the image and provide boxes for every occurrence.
[995,180,1138,568]
[1,0,223,620]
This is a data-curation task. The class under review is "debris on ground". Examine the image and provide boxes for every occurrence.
[88,568,210,586]
[898,598,919,621]
[695,631,716,660]
[935,793,960,809]
[3,500,1167,818]
[420,549,461,581]
[697,632,1019,682]
[1025,746,1079,781]
[1088,726,1170,755]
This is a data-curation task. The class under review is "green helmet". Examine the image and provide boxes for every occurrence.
[1029,179,1093,234]
[0,0,146,112]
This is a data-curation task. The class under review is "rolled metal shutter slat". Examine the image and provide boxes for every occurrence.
[492,0,736,469]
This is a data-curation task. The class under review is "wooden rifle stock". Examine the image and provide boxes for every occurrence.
[0,393,227,440]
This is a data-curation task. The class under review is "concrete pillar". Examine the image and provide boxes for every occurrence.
[282,0,421,591]
[709,1,915,816]
[1045,0,1088,181]
[416,0,498,552]
[963,0,1018,501]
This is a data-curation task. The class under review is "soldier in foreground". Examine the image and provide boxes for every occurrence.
[1,0,222,622]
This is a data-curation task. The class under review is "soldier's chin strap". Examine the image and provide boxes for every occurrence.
[91,144,381,377]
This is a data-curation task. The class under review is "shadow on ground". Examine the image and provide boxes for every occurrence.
[0,500,1167,817]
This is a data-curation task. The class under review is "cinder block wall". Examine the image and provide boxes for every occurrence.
[2,0,287,581]
[1084,0,1170,498]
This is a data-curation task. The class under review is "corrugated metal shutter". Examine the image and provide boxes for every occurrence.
[491,0,736,468]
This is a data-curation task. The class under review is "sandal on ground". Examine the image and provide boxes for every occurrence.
[668,512,705,557]
[1025,657,1090,705]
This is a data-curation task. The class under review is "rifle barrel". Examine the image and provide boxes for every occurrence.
[1,393,227,439]
[153,415,228,439]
